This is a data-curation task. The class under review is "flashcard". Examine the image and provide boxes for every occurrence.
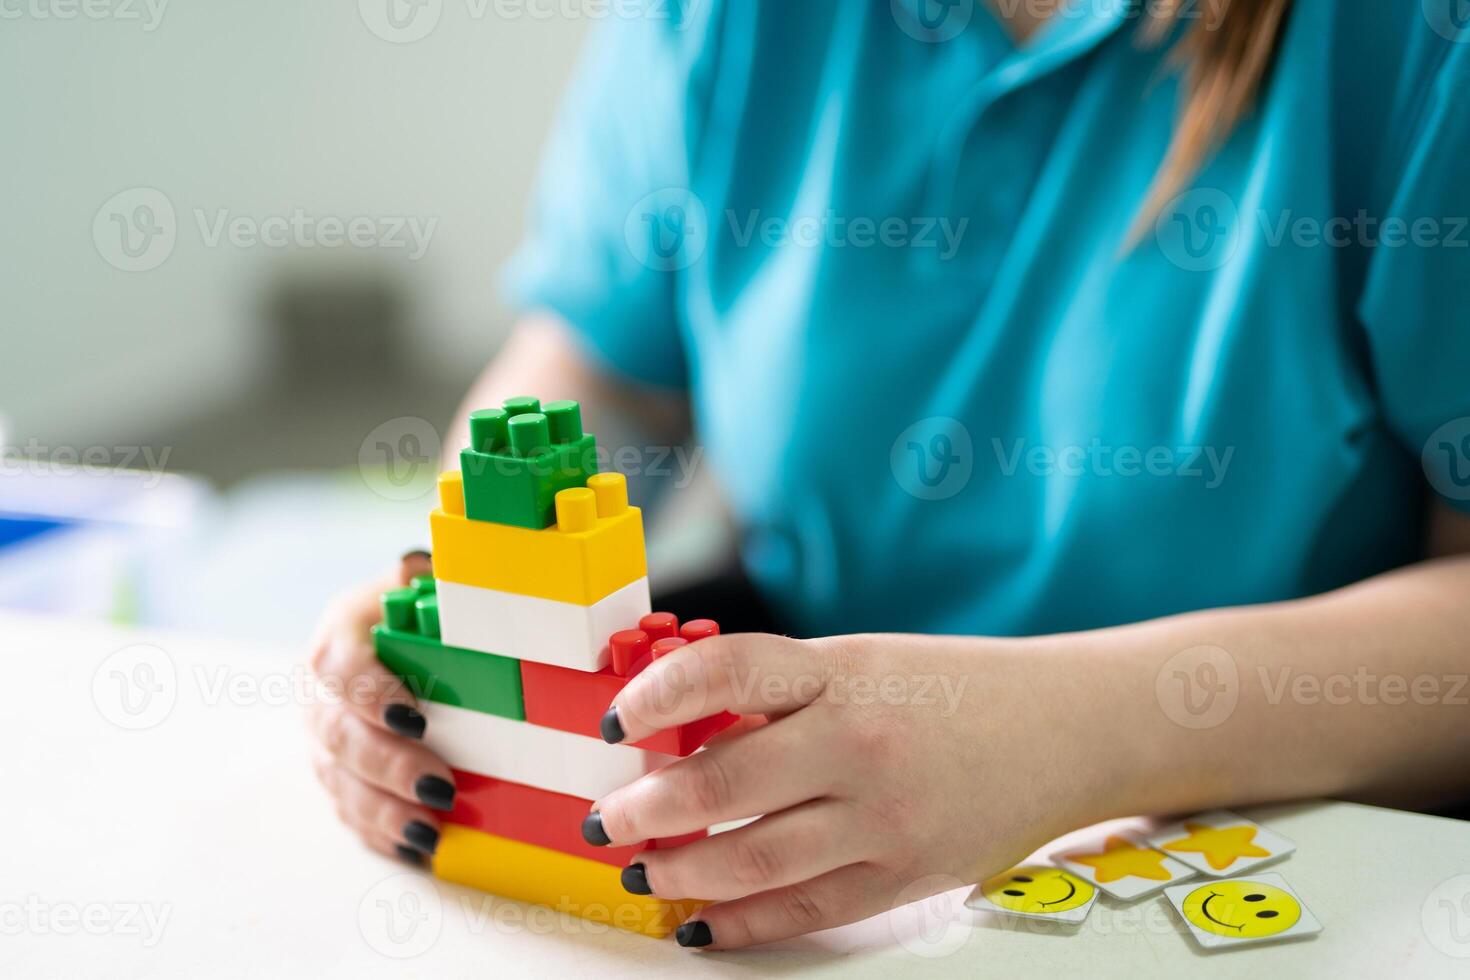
[965,865,1098,924]
[1053,832,1196,901]
[1164,872,1322,949]
[1146,810,1294,877]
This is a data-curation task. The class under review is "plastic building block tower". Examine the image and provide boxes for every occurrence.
[372,397,736,939]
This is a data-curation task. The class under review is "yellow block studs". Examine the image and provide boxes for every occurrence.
[586,472,628,516]
[430,472,647,605]
[438,470,466,516]
[555,487,599,533]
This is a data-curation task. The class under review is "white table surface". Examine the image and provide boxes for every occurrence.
[3,611,1468,978]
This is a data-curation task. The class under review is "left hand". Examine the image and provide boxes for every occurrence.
[589,631,1126,949]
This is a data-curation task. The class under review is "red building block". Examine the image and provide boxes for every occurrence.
[638,612,678,641]
[679,619,719,642]
[446,770,704,866]
[520,613,738,756]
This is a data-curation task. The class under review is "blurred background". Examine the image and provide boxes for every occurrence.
[1,4,712,644]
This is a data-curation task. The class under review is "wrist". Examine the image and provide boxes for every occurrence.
[1031,620,1232,821]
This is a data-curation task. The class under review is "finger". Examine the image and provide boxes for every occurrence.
[361,827,431,868]
[674,862,899,950]
[312,752,444,857]
[699,713,767,748]
[399,549,432,582]
[631,799,864,901]
[309,548,428,672]
[309,561,434,739]
[306,700,457,811]
[314,629,429,738]
[608,634,836,746]
[589,709,830,845]
[318,769,401,855]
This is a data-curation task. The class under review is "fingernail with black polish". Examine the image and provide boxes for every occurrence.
[384,704,426,739]
[676,921,713,948]
[401,549,432,564]
[403,820,440,855]
[395,843,425,867]
[599,706,625,744]
[415,775,456,812]
[621,863,652,895]
[581,811,610,846]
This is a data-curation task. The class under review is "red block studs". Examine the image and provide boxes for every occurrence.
[520,612,738,756]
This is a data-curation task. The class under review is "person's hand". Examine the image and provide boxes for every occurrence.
[305,551,456,865]
[588,632,1125,949]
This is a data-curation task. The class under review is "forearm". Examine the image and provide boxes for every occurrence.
[1072,555,1470,817]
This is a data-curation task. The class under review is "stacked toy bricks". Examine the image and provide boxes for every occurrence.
[372,397,736,938]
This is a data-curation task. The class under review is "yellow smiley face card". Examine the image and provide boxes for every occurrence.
[1146,810,1295,878]
[1164,872,1323,949]
[1054,831,1197,901]
[965,865,1099,924]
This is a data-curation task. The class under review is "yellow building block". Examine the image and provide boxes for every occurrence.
[431,472,647,605]
[438,470,466,516]
[432,824,705,939]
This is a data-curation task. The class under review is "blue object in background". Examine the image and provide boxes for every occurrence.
[0,471,209,623]
[0,515,72,551]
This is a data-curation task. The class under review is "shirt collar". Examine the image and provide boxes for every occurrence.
[894,0,1134,62]
[1007,0,1136,80]
[916,1,1137,255]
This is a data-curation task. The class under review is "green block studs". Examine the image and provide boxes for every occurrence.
[415,593,441,639]
[382,587,418,632]
[507,413,552,458]
[468,409,510,454]
[458,396,599,529]
[373,587,524,721]
[501,396,541,418]
[543,400,582,444]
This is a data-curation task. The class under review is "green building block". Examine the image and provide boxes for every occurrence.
[382,587,418,632]
[459,396,599,529]
[414,593,441,639]
[372,582,524,720]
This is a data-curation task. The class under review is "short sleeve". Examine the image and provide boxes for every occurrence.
[500,7,714,390]
[1356,36,1470,511]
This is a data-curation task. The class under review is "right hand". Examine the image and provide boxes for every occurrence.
[306,551,456,865]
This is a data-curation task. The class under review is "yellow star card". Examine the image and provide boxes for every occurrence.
[1146,810,1295,878]
[1164,872,1323,949]
[1054,831,1197,901]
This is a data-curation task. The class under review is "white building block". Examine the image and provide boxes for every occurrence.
[436,576,651,672]
[421,701,676,799]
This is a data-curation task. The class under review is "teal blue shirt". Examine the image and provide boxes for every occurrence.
[504,1,1470,637]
